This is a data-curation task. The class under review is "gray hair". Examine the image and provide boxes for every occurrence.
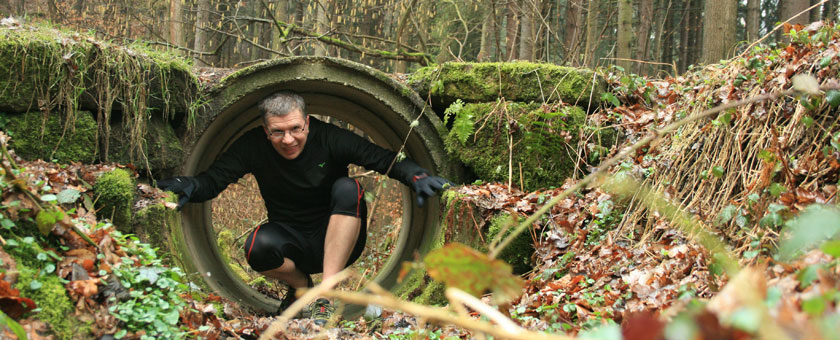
[259,91,307,124]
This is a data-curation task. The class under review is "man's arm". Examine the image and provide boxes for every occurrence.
[330,126,452,206]
[158,131,254,208]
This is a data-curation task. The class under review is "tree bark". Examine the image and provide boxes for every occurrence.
[193,0,214,66]
[504,0,519,61]
[809,0,821,23]
[477,5,493,62]
[825,1,837,22]
[701,0,737,64]
[518,0,534,61]
[584,0,598,67]
[314,0,329,57]
[616,0,632,71]
[636,0,654,73]
[563,0,583,64]
[780,0,810,25]
[169,0,184,47]
[746,0,760,42]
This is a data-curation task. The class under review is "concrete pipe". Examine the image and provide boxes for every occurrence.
[177,57,459,314]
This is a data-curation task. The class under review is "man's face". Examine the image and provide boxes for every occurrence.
[263,109,309,160]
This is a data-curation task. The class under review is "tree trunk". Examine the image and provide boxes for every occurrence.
[505,0,519,61]
[701,0,737,64]
[636,0,654,73]
[518,0,534,61]
[169,0,184,47]
[314,0,328,57]
[193,0,214,66]
[746,0,760,42]
[616,0,632,71]
[809,0,821,23]
[584,0,599,67]
[269,0,287,54]
[563,0,583,64]
[477,6,493,61]
[780,0,810,25]
[824,1,837,21]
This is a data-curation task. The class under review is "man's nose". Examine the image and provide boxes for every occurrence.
[281,133,295,143]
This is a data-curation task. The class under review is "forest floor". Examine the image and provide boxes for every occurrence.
[1,22,840,340]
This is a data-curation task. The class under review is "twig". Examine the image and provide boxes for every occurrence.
[319,289,576,340]
[601,57,678,76]
[445,287,523,335]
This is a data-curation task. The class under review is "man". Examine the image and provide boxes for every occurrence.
[157,91,451,325]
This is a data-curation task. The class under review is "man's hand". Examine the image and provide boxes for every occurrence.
[411,173,453,207]
[156,176,197,209]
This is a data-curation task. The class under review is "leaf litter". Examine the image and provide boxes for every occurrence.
[0,22,839,340]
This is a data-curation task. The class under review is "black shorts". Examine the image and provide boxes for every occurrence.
[242,177,368,274]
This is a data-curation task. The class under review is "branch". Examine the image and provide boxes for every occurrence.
[271,19,432,64]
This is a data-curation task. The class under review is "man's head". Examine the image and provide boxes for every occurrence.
[260,91,310,160]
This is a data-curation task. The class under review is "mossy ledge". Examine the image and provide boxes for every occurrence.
[0,24,200,172]
[408,62,604,113]
[445,102,616,191]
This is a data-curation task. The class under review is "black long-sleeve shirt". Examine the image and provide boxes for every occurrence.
[190,117,426,226]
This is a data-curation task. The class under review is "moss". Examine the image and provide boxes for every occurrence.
[445,102,599,191]
[12,255,91,339]
[107,116,185,173]
[485,213,534,275]
[392,269,447,306]
[4,111,98,163]
[93,168,135,231]
[132,195,180,264]
[408,62,604,108]
[217,230,250,282]
[0,24,199,173]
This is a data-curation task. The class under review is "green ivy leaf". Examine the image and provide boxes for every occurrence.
[30,280,42,290]
[601,92,621,107]
[801,115,814,128]
[35,208,64,236]
[758,149,775,163]
[57,188,81,204]
[424,243,524,304]
[716,205,737,225]
[778,204,840,260]
[768,183,786,197]
[820,56,832,68]
[819,240,840,258]
[796,265,820,289]
[711,166,724,178]
[826,90,840,109]
[802,296,827,316]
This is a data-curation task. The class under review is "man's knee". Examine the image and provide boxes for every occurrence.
[243,228,283,272]
[331,177,365,217]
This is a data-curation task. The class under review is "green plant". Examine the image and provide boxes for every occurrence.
[108,229,188,339]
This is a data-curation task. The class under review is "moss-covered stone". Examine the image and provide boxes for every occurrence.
[0,25,200,174]
[3,111,97,163]
[132,195,180,263]
[106,116,185,173]
[13,256,91,339]
[409,62,604,110]
[485,213,533,275]
[94,168,135,231]
[445,102,600,191]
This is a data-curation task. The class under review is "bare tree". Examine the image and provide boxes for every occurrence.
[563,0,583,64]
[504,0,520,61]
[519,0,535,61]
[701,0,737,64]
[636,0,654,73]
[746,0,760,42]
[616,0,632,71]
[170,0,184,47]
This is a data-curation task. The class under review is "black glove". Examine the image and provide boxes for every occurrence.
[410,173,453,207]
[156,176,197,209]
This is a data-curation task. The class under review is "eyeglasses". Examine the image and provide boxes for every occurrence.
[268,122,307,139]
